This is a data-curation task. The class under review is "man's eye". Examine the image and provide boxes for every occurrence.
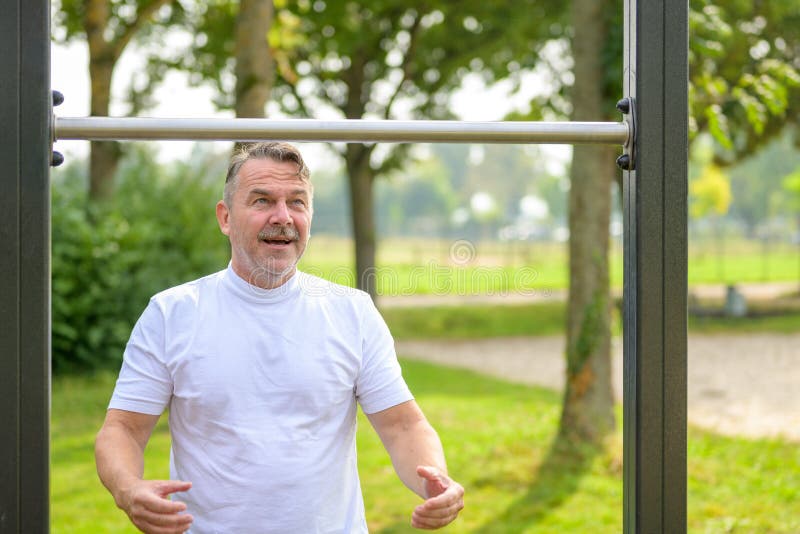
[292,199,306,206]
[254,198,267,204]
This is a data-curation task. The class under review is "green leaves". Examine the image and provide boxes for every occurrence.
[781,167,800,212]
[689,0,800,161]
[51,146,230,373]
[690,163,732,219]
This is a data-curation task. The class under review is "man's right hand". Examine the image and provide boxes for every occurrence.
[116,479,193,534]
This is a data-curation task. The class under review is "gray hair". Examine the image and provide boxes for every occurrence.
[224,142,312,207]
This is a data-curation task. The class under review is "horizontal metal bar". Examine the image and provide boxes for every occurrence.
[54,116,629,145]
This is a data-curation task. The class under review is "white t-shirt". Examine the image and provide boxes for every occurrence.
[109,266,413,533]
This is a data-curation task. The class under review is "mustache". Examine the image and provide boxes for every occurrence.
[258,227,300,241]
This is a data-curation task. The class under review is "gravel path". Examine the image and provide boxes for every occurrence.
[396,333,800,441]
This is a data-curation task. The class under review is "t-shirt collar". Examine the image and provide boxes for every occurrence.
[223,262,300,303]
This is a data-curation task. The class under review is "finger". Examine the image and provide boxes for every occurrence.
[155,480,193,497]
[414,502,463,522]
[418,484,464,510]
[416,465,443,482]
[140,492,188,514]
[412,516,452,530]
[130,510,192,534]
[133,507,194,529]
[417,466,451,498]
[417,486,464,512]
[412,489,464,530]
[412,510,459,530]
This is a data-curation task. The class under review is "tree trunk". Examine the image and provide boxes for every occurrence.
[83,0,176,201]
[86,0,119,202]
[341,53,379,301]
[559,0,616,444]
[346,144,378,301]
[234,0,274,119]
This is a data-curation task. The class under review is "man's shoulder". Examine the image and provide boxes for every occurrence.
[150,269,225,308]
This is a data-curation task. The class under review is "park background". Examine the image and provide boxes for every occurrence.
[49,1,799,532]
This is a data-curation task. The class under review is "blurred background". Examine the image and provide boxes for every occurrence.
[50,1,799,532]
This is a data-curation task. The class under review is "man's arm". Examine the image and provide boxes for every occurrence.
[96,408,193,534]
[367,400,464,530]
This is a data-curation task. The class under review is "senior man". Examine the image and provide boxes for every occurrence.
[95,142,464,533]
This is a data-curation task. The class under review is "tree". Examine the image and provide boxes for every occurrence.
[54,0,187,201]
[553,0,800,444]
[781,167,800,292]
[558,0,617,444]
[690,0,800,161]
[54,0,276,199]
[690,163,733,280]
[724,132,800,237]
[233,0,274,119]
[170,0,274,118]
[266,1,566,299]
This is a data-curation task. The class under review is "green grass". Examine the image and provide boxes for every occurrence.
[298,236,800,293]
[689,311,800,334]
[51,372,171,533]
[52,362,800,533]
[381,302,569,341]
[381,302,798,341]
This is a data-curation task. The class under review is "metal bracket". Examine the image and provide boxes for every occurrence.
[616,97,636,170]
[50,90,64,166]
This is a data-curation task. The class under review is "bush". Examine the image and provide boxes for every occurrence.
[52,145,230,373]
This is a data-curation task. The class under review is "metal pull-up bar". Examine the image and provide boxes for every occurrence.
[53,116,630,145]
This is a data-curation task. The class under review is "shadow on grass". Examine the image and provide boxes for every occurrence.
[468,435,600,533]
[371,435,599,534]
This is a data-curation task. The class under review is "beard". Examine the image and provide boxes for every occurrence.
[231,226,308,289]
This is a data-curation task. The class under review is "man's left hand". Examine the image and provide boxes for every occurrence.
[411,466,465,530]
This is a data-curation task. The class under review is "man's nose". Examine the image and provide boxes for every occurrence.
[269,200,292,225]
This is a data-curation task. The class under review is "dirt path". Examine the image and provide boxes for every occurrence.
[396,333,800,441]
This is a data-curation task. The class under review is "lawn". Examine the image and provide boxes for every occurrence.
[298,236,800,294]
[381,301,800,340]
[52,361,799,533]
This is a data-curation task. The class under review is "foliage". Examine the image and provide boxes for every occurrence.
[272,1,571,296]
[690,163,732,219]
[51,146,230,373]
[262,0,567,177]
[52,0,190,115]
[721,131,800,234]
[782,166,800,212]
[376,156,456,236]
[52,0,194,199]
[689,0,800,160]
[508,0,800,165]
[51,362,800,533]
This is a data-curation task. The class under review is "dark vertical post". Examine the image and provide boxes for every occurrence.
[623,0,688,533]
[0,0,51,532]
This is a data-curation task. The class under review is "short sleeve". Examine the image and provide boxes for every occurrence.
[108,299,173,415]
[355,294,413,414]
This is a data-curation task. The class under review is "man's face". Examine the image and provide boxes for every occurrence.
[216,158,312,288]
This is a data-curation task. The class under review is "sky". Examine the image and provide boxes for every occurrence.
[50,39,571,175]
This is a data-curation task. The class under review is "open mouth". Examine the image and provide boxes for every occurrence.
[258,228,299,245]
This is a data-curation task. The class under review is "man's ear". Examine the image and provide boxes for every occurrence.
[216,200,231,236]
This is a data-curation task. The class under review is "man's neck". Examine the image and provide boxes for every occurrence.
[230,262,296,290]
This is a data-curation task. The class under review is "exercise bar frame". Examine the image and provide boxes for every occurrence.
[1,0,686,532]
[54,116,630,145]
